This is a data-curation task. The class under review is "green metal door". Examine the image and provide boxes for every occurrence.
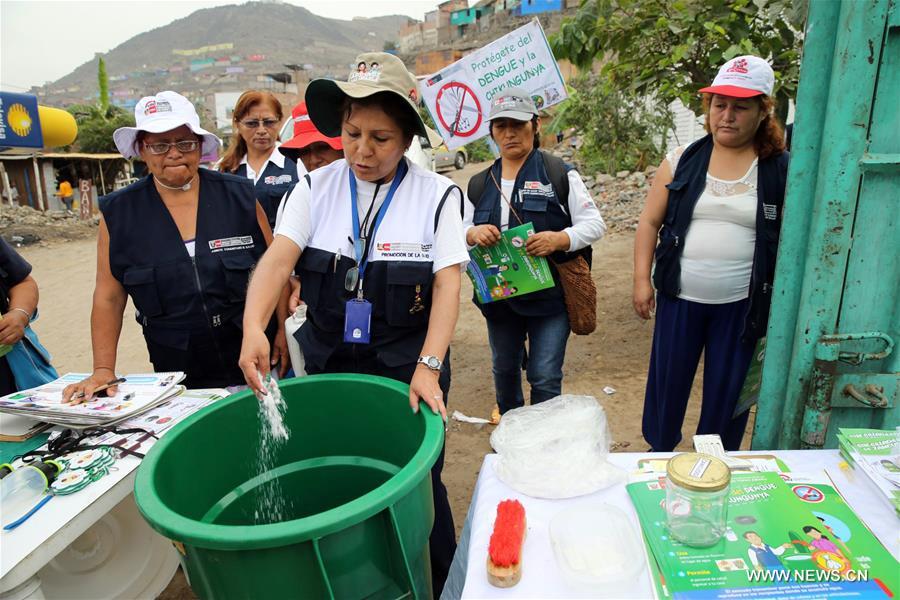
[753,0,899,449]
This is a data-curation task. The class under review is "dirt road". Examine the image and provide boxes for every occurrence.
[14,161,747,544]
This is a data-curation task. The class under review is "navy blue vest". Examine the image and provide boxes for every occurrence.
[99,170,267,384]
[653,134,790,341]
[295,248,435,371]
[234,157,298,228]
[0,237,31,315]
[470,149,584,318]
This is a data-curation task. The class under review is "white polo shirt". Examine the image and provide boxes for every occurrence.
[276,158,469,274]
[240,147,289,184]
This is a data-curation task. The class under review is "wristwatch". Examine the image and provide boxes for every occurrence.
[417,355,442,371]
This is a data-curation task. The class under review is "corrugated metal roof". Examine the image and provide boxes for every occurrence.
[39,153,124,159]
[0,152,124,161]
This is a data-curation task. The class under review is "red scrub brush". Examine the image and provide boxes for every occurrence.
[487,499,526,587]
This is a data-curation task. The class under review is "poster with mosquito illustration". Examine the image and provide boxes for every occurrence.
[420,19,568,150]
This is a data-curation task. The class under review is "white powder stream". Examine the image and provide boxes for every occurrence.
[254,373,292,524]
[259,373,289,442]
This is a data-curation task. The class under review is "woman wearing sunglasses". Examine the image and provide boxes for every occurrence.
[218,90,298,229]
[62,91,282,401]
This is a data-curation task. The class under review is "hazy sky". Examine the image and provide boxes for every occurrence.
[0,0,437,92]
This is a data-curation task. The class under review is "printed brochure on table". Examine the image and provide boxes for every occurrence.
[628,471,898,599]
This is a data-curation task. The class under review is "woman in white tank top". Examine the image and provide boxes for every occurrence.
[668,146,758,304]
[633,55,789,452]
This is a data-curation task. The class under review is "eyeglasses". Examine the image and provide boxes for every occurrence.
[143,140,200,155]
[240,118,280,129]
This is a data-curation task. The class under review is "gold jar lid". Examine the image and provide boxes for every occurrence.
[666,453,731,492]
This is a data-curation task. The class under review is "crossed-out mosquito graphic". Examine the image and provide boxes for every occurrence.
[435,81,484,138]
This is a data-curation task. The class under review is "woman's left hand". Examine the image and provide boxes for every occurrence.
[272,326,290,377]
[288,277,302,313]
[409,364,447,422]
[0,309,28,346]
[526,231,569,256]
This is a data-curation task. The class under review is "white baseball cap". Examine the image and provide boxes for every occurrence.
[113,91,221,159]
[699,55,774,98]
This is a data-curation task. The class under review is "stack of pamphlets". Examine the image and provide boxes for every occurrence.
[629,469,899,599]
[0,372,185,428]
[0,414,51,442]
[69,388,226,457]
[838,428,900,516]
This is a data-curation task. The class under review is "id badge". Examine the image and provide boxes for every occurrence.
[344,299,372,344]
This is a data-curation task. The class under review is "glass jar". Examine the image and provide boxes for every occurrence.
[665,453,731,547]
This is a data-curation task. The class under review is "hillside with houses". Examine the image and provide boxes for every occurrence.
[396,0,580,76]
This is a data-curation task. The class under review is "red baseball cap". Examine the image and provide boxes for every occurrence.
[280,101,342,151]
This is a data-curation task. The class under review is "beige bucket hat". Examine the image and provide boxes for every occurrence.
[305,52,443,148]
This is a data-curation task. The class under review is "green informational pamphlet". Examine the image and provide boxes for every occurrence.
[840,429,898,452]
[466,222,555,303]
[644,531,673,599]
[0,314,11,357]
[838,428,900,515]
[628,471,899,599]
[734,337,766,417]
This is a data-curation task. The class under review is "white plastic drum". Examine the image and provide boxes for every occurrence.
[36,494,179,599]
[0,578,45,600]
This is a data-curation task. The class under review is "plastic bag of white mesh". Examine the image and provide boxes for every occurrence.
[489,395,623,498]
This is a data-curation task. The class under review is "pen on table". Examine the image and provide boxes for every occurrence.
[69,377,126,404]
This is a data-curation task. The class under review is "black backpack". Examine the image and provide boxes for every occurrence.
[466,150,571,212]
[467,150,593,268]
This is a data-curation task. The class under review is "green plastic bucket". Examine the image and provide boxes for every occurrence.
[134,374,444,599]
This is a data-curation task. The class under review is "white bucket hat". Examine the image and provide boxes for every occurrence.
[113,91,221,159]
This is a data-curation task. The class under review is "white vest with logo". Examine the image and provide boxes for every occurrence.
[306,157,454,264]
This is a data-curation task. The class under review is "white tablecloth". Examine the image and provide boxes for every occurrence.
[0,392,222,594]
[442,450,899,600]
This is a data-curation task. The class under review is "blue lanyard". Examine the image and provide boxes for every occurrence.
[349,159,408,285]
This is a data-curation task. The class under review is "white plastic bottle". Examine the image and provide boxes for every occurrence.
[0,462,59,527]
[284,304,307,377]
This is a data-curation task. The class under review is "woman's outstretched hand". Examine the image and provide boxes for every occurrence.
[239,327,271,397]
[409,364,447,422]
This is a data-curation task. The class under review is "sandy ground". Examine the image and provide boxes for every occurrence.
[13,161,752,597]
